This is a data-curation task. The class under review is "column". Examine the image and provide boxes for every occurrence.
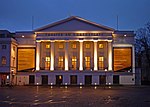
[50,41,54,71]
[94,41,98,70]
[108,41,112,71]
[79,41,83,70]
[65,41,69,70]
[36,42,40,70]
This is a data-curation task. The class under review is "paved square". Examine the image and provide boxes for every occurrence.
[0,86,150,107]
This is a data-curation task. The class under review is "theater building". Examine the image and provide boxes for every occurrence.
[0,16,135,85]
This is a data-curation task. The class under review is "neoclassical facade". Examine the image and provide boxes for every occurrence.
[0,16,136,85]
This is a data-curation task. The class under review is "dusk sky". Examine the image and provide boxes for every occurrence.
[0,0,150,32]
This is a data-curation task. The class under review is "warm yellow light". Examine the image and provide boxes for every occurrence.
[50,57,54,71]
[59,76,62,80]
[36,52,40,70]
[75,31,87,33]
[50,42,54,71]
[108,42,112,70]
[65,42,69,71]
[65,55,68,70]
[79,41,83,70]
[94,41,98,70]
[36,42,40,70]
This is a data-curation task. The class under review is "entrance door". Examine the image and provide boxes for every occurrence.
[56,75,63,85]
[41,75,48,85]
[70,75,77,85]
[85,75,92,85]
[99,75,106,85]
[113,75,119,84]
[29,75,35,85]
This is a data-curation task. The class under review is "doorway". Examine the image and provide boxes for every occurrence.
[113,75,119,84]
[85,75,92,85]
[56,75,63,85]
[70,75,77,85]
[41,75,48,85]
[99,75,106,85]
[29,75,35,85]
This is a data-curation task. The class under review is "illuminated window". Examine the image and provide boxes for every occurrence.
[85,57,90,70]
[2,45,6,49]
[72,56,77,70]
[99,44,104,48]
[1,56,6,65]
[72,43,77,49]
[99,57,104,70]
[85,44,90,49]
[46,57,50,61]
[59,44,64,49]
[46,44,50,48]
[45,57,50,70]
[58,56,64,69]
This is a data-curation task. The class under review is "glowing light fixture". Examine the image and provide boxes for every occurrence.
[7,75,9,79]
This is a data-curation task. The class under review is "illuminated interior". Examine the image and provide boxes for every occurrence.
[58,56,64,70]
[85,56,90,70]
[72,56,77,70]
[113,48,132,72]
[18,48,35,71]
[98,57,104,70]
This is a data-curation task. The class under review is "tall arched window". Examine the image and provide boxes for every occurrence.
[1,56,6,65]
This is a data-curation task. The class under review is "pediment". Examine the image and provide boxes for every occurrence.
[34,16,114,32]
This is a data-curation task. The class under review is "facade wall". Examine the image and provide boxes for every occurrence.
[38,41,110,71]
[0,17,136,86]
[120,75,135,85]
[15,72,135,85]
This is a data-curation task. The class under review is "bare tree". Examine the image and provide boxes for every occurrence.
[135,22,150,81]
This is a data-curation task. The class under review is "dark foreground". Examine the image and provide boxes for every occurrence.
[0,86,150,107]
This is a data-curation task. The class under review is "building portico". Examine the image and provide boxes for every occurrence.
[8,16,135,85]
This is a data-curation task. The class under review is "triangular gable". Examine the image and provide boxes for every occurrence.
[34,16,115,32]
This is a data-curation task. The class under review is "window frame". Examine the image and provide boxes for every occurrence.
[1,56,7,65]
[2,45,7,49]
